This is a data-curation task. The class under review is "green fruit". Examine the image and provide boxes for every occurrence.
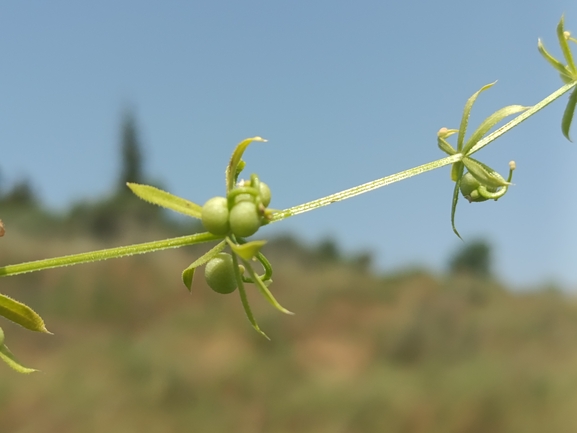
[204,253,238,294]
[233,193,253,204]
[460,172,480,200]
[460,172,491,202]
[201,196,230,235]
[259,182,271,207]
[229,201,261,237]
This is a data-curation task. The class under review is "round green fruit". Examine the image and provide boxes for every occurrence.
[204,253,238,294]
[259,182,271,207]
[201,196,230,236]
[229,201,261,237]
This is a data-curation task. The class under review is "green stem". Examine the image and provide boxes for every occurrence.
[270,154,462,221]
[272,82,577,222]
[0,232,221,278]
[2,83,574,278]
[468,81,577,155]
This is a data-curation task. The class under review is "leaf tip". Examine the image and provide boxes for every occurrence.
[182,269,194,292]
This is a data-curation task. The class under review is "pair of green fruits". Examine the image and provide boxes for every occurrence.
[201,180,272,295]
[201,181,271,238]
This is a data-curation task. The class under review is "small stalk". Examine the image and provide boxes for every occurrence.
[0,232,221,278]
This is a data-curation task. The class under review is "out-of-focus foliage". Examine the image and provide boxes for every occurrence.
[449,239,492,277]
[1,224,576,432]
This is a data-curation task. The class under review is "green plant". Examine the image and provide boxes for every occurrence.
[0,16,576,373]
[204,252,239,294]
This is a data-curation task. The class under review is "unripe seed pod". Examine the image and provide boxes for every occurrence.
[460,172,488,202]
[259,182,271,207]
[204,253,238,294]
[229,201,261,237]
[201,197,230,236]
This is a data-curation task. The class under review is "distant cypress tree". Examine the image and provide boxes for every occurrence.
[118,110,144,191]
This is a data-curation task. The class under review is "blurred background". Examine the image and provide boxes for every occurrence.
[2,1,577,432]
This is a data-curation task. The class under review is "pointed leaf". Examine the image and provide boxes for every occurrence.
[0,343,37,373]
[242,258,293,315]
[225,137,267,192]
[181,268,196,292]
[451,161,464,182]
[538,39,573,77]
[562,88,577,141]
[437,137,457,156]
[463,157,509,189]
[181,241,227,291]
[462,105,529,154]
[230,253,269,339]
[557,15,577,75]
[127,183,202,218]
[458,82,496,151]
[0,294,50,333]
[450,180,463,240]
[227,239,267,261]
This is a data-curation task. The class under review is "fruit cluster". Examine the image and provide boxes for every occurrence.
[200,175,273,295]
[201,176,271,238]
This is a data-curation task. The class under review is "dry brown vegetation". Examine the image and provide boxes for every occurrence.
[1,228,577,433]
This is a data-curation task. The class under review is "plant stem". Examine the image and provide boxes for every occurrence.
[1,83,574,278]
[270,154,462,221]
[468,81,577,155]
[0,232,221,278]
[273,82,577,221]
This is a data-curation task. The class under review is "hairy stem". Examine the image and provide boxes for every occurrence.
[273,82,576,221]
[0,232,221,278]
[271,154,462,221]
[1,83,573,278]
[468,81,577,155]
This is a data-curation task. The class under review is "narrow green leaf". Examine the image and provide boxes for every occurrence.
[450,167,464,240]
[0,343,37,374]
[242,258,293,315]
[225,137,267,192]
[458,82,496,151]
[462,157,509,189]
[227,239,267,261]
[557,15,577,75]
[127,183,202,219]
[0,294,50,333]
[451,161,463,182]
[538,39,573,77]
[437,137,457,156]
[181,241,226,291]
[0,327,4,346]
[462,105,530,154]
[562,88,577,141]
[231,253,269,340]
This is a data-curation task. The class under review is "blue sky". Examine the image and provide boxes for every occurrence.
[1,1,576,288]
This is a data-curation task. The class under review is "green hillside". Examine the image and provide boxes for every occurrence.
[1,224,577,433]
